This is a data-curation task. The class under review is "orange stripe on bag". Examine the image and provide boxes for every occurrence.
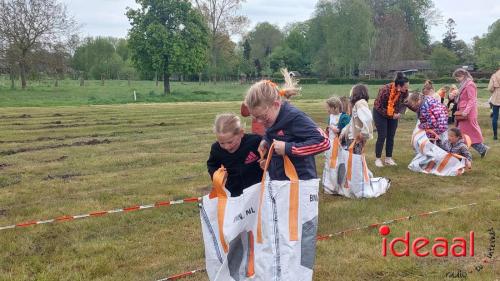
[425,161,435,172]
[419,139,428,154]
[329,137,340,168]
[257,144,274,244]
[210,166,229,253]
[437,154,453,173]
[284,155,299,241]
[247,231,255,277]
[345,141,355,188]
[362,155,370,183]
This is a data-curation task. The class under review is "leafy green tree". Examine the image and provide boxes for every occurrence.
[430,45,459,76]
[127,0,209,94]
[474,20,500,71]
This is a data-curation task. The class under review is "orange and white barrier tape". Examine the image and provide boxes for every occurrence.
[157,198,499,281]
[156,268,205,281]
[0,197,201,231]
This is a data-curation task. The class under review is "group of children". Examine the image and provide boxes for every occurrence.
[206,69,330,197]
[404,80,473,168]
[207,75,475,198]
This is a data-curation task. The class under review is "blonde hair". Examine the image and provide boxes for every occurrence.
[422,80,434,95]
[244,68,301,110]
[326,96,343,112]
[450,84,458,90]
[213,113,242,135]
[406,91,423,106]
[452,68,473,80]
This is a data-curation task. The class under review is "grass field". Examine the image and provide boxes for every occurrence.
[0,78,493,107]
[0,82,498,280]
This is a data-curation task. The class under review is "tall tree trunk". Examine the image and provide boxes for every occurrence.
[80,74,84,86]
[54,77,58,87]
[128,75,131,87]
[199,72,202,85]
[10,70,15,89]
[101,74,105,86]
[163,72,170,95]
[155,71,159,87]
[19,60,27,89]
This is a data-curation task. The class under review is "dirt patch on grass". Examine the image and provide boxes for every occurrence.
[0,139,112,156]
[43,155,69,163]
[0,163,12,170]
[43,173,82,181]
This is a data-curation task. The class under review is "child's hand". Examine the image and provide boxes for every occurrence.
[465,160,472,170]
[273,140,286,156]
[329,125,339,133]
[259,159,267,170]
[258,140,269,158]
[393,113,401,119]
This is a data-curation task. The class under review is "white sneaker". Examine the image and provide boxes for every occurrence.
[384,158,397,166]
[375,158,384,167]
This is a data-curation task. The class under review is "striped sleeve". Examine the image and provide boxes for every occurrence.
[284,114,330,157]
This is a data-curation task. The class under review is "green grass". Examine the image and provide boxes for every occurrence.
[0,78,492,107]
[0,91,498,280]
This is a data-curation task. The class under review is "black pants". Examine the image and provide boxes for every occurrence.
[373,109,399,158]
[492,104,499,138]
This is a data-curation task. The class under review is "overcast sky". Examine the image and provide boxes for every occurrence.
[64,0,499,44]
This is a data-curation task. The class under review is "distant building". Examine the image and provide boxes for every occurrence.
[289,71,301,78]
[359,60,432,78]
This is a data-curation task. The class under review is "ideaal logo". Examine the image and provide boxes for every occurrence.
[379,225,474,257]
[379,226,496,279]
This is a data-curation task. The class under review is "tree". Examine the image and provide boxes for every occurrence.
[443,18,457,50]
[474,19,500,71]
[430,45,458,76]
[330,0,374,77]
[0,0,76,89]
[245,22,283,77]
[193,0,248,82]
[127,0,209,94]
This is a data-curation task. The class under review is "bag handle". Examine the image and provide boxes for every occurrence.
[257,142,300,243]
[329,137,340,168]
[209,166,230,253]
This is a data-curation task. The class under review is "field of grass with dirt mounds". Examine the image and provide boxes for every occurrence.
[0,82,498,280]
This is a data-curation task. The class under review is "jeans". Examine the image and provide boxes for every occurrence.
[492,104,499,138]
[373,109,399,158]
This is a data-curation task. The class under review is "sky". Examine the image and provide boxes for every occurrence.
[64,0,499,44]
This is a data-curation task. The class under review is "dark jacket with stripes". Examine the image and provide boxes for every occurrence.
[264,102,330,181]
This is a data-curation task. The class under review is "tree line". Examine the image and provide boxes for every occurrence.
[0,0,499,94]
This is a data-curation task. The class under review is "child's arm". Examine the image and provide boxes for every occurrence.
[356,106,373,140]
[460,144,473,162]
[418,103,433,130]
[207,145,221,178]
[284,114,330,157]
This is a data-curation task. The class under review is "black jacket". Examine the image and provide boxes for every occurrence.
[264,102,330,181]
[207,134,263,197]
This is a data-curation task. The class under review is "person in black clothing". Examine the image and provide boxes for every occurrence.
[207,113,263,197]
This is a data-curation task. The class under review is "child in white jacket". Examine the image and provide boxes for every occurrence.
[340,84,373,154]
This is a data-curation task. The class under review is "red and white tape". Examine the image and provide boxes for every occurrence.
[156,199,499,281]
[0,197,201,231]
[156,268,206,281]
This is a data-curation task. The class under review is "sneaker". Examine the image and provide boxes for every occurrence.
[384,158,397,166]
[375,158,384,167]
[480,146,490,158]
